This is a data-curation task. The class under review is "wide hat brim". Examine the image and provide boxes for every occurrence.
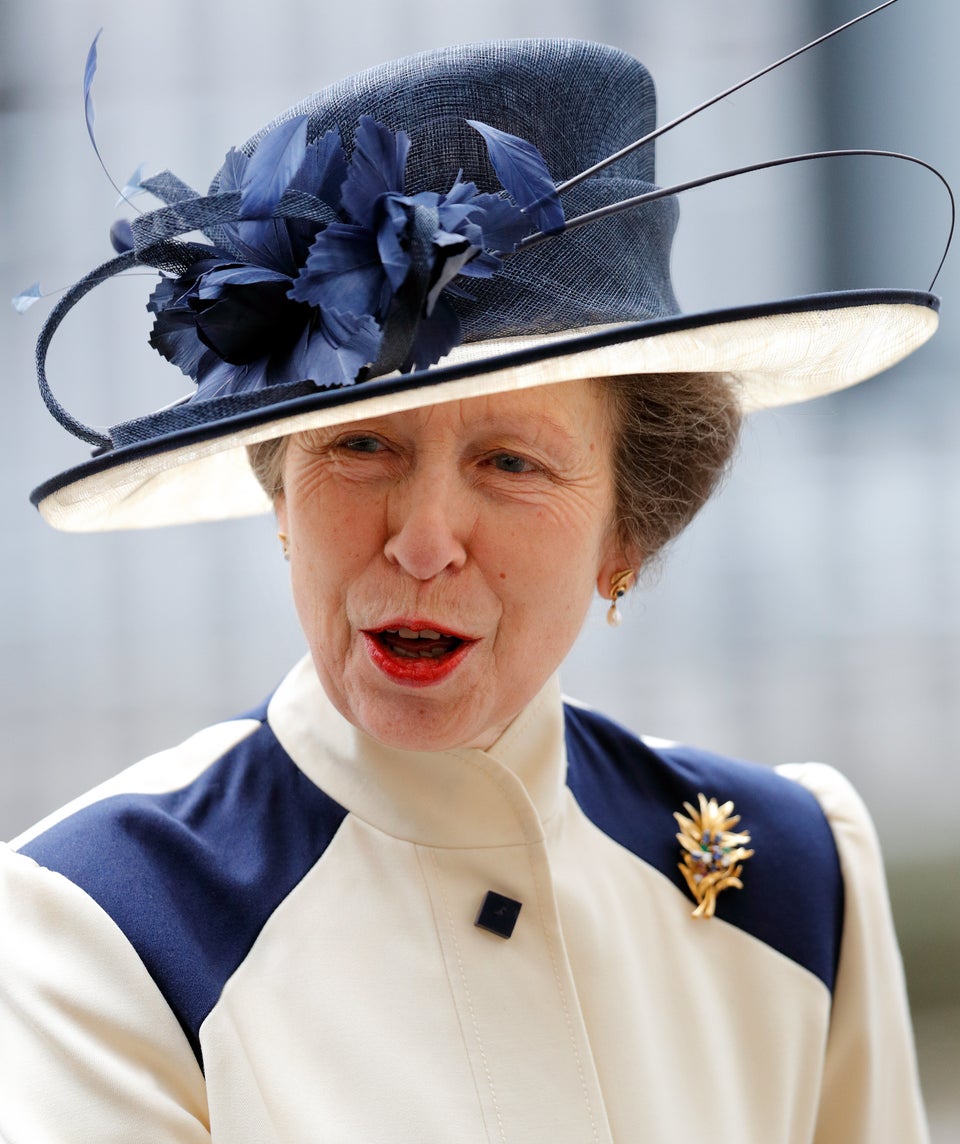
[32,288,938,532]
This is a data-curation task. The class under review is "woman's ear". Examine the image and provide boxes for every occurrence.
[596,565,637,600]
[597,557,638,627]
[596,546,641,601]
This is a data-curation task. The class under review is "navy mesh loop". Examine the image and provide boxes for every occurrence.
[35,252,141,447]
[36,240,219,447]
[141,170,202,207]
[131,189,338,253]
[132,194,243,248]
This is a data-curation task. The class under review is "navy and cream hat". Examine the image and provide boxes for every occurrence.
[29,36,941,531]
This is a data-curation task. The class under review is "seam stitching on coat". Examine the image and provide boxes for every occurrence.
[429,848,506,1144]
[413,845,490,1123]
[529,844,601,1142]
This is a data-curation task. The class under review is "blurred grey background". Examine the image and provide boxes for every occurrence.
[2,0,957,1135]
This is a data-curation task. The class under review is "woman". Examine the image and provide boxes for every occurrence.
[2,31,937,1144]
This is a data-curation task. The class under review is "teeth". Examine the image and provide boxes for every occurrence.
[391,644,450,659]
[379,626,460,658]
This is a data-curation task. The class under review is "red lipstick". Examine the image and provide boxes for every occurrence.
[362,621,475,686]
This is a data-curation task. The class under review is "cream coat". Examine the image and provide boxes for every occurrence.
[0,658,928,1142]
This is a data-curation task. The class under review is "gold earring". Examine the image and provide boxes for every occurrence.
[278,531,290,561]
[607,569,634,627]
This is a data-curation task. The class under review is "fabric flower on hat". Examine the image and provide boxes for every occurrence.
[143,114,561,400]
[145,116,378,400]
[289,116,539,374]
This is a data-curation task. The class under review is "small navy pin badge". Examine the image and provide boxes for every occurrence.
[674,794,754,919]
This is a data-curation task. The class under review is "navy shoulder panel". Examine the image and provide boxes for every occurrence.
[564,703,844,991]
[20,716,347,1066]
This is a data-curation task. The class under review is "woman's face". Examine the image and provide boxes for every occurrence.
[276,379,627,752]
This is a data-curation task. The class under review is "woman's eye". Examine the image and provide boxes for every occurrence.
[491,453,534,474]
[340,435,383,454]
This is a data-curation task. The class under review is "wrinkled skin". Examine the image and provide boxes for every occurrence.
[276,380,632,752]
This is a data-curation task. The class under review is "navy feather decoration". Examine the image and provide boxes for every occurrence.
[467,120,564,235]
[239,115,309,219]
[83,30,102,155]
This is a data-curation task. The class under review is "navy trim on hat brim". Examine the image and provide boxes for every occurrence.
[31,289,939,531]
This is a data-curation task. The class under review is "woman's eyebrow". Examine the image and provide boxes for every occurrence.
[462,411,584,445]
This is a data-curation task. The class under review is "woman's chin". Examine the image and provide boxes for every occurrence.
[337,651,507,753]
[353,694,504,753]
[314,628,538,752]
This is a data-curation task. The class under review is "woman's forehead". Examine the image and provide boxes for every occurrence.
[339,378,605,433]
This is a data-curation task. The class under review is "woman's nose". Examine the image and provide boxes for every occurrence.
[383,468,470,580]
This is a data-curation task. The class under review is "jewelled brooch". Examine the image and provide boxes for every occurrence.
[674,794,754,919]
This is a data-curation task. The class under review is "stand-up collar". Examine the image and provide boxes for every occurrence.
[267,656,568,848]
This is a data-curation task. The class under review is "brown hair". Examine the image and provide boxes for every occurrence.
[247,371,741,568]
[599,372,741,568]
[248,435,288,501]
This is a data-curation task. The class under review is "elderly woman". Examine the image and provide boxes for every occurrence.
[1,31,937,1144]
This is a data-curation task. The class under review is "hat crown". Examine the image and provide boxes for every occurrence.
[233,39,680,343]
[245,39,660,189]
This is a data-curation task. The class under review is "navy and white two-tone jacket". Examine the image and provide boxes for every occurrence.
[0,658,927,1142]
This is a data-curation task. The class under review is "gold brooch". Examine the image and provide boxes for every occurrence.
[674,794,754,919]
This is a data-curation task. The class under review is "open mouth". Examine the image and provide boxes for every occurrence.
[374,627,466,660]
[363,622,475,685]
